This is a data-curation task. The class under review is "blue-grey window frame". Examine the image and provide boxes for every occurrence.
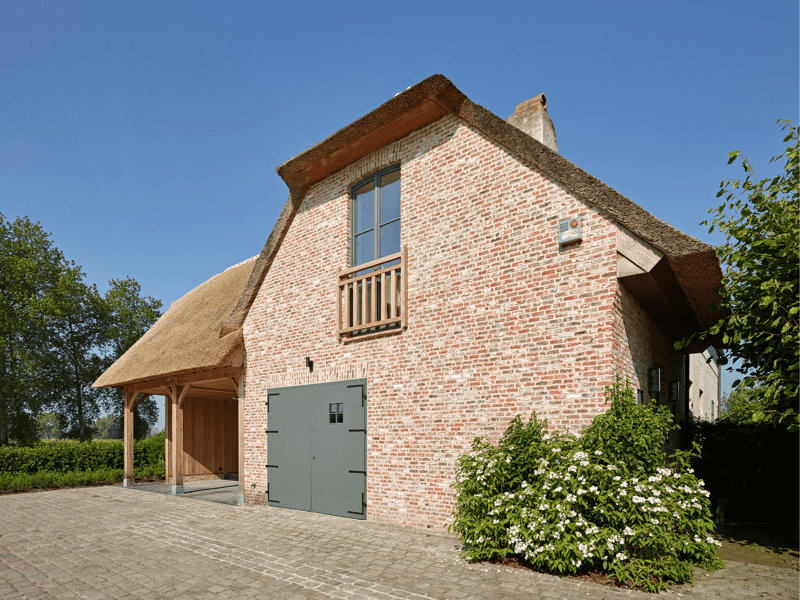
[350,165,401,269]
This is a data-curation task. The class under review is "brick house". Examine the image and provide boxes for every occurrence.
[94,75,722,530]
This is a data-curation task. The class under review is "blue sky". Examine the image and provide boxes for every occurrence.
[2,1,797,427]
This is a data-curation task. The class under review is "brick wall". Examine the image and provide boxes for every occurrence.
[242,114,664,528]
[613,281,686,450]
[689,350,720,421]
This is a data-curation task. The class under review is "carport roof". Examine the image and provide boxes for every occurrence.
[92,256,257,390]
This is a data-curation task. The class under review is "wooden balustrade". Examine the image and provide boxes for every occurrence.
[337,246,407,339]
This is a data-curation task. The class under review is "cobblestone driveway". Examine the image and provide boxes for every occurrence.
[0,486,796,599]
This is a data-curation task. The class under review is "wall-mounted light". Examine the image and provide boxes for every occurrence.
[648,367,661,393]
[305,356,314,373]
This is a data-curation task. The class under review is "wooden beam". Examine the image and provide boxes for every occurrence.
[229,377,239,393]
[617,225,663,273]
[175,367,242,386]
[122,379,171,395]
[131,393,151,412]
[177,384,191,408]
[401,245,408,328]
[617,254,646,278]
[165,395,172,483]
[113,366,243,395]
[123,391,135,487]
[171,391,184,494]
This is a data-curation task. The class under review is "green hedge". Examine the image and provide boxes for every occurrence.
[687,420,799,524]
[0,432,165,475]
[0,464,165,493]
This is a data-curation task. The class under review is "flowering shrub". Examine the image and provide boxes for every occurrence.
[450,380,724,592]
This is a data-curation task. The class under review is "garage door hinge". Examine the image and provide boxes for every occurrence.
[346,384,366,407]
[347,492,366,516]
[348,470,366,475]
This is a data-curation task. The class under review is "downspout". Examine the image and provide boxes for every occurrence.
[683,353,691,450]
[717,353,722,420]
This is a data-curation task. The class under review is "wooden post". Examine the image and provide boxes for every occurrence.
[123,391,135,487]
[171,385,186,494]
[165,395,172,483]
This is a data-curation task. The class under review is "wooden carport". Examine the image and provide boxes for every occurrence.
[93,257,257,504]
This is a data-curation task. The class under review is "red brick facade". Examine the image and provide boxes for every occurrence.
[241,114,684,528]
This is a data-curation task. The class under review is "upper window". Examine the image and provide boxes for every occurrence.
[351,166,401,268]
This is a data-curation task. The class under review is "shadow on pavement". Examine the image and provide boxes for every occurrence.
[122,478,240,505]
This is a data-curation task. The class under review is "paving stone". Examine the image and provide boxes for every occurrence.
[0,486,797,599]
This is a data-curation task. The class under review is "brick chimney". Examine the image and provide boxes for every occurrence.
[507,93,558,153]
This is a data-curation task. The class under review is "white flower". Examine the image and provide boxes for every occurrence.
[615,552,627,561]
[594,450,602,455]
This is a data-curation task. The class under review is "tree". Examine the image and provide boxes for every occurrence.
[93,413,120,439]
[0,214,66,444]
[36,264,109,441]
[678,121,799,431]
[0,214,164,444]
[719,385,769,424]
[100,277,163,438]
[36,412,66,440]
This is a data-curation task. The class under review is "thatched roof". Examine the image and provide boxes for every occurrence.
[221,74,722,338]
[93,257,257,389]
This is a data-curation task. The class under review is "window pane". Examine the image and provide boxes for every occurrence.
[354,181,375,234]
[355,231,374,265]
[379,220,400,258]
[380,170,401,224]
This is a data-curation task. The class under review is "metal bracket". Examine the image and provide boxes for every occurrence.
[266,392,279,412]
[348,492,366,516]
[348,429,366,433]
[347,383,366,407]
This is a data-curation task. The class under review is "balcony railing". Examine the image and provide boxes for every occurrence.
[337,246,407,340]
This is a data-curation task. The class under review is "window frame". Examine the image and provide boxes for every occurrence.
[350,165,401,269]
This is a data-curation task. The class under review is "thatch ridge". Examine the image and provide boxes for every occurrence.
[94,256,257,389]
[222,74,721,335]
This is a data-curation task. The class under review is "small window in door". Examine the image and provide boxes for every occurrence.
[329,403,343,423]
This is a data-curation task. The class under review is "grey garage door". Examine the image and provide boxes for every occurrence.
[266,379,367,519]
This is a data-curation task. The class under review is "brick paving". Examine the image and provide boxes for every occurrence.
[0,486,796,599]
